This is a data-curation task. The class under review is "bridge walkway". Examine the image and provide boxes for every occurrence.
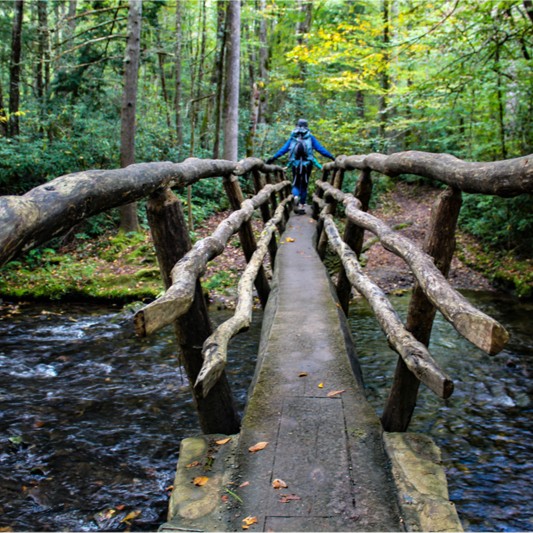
[161,207,461,532]
[226,207,401,531]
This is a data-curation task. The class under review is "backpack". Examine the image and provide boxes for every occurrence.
[289,127,313,166]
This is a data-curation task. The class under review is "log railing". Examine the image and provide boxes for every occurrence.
[313,150,532,431]
[0,156,290,435]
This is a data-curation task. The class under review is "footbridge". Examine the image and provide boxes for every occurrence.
[1,151,531,531]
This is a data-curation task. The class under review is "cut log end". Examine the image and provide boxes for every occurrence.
[195,344,227,398]
[456,312,510,355]
[133,310,147,337]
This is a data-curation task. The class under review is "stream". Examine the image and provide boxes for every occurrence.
[0,290,530,531]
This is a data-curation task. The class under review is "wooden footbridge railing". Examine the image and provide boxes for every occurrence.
[1,151,531,436]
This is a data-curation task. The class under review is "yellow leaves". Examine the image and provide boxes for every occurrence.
[248,441,268,453]
[193,476,209,486]
[216,437,232,445]
[285,237,295,243]
[318,382,324,389]
[272,478,288,489]
[242,516,258,530]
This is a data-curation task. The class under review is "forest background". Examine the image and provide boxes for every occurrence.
[0,0,532,300]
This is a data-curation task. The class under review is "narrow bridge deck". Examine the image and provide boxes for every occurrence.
[161,208,461,532]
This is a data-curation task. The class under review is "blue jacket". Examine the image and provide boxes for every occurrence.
[272,128,334,167]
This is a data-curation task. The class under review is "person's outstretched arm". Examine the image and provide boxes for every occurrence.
[311,135,335,160]
[267,138,292,163]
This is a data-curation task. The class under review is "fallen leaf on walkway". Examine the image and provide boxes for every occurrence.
[272,478,288,489]
[242,516,258,529]
[298,372,308,377]
[318,382,324,388]
[279,494,301,503]
[285,237,295,243]
[249,441,268,453]
[193,476,209,486]
[120,510,141,524]
[216,437,232,445]
[221,494,229,503]
[327,389,346,397]
[239,481,250,488]
[185,461,201,468]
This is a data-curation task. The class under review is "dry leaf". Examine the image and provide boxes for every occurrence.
[242,516,258,529]
[115,504,126,511]
[272,478,288,489]
[239,481,250,488]
[248,441,268,453]
[327,389,346,397]
[318,382,324,389]
[298,372,308,377]
[285,237,295,243]
[120,510,141,524]
[185,460,201,468]
[279,494,301,503]
[193,476,209,486]
[221,494,229,503]
[216,437,232,445]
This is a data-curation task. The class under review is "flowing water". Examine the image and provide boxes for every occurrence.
[0,291,530,531]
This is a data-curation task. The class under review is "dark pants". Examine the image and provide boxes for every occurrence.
[291,164,312,204]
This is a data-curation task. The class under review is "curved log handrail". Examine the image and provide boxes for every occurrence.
[194,197,292,398]
[321,213,453,399]
[317,181,509,355]
[134,180,290,337]
[0,158,240,267]
[326,151,533,197]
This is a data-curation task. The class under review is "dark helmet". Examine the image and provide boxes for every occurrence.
[296,118,308,128]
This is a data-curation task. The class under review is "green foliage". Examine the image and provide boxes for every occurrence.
[459,193,533,256]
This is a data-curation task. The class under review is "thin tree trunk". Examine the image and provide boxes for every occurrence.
[212,0,227,158]
[119,0,142,233]
[37,0,50,138]
[174,0,183,150]
[379,0,390,145]
[8,0,24,137]
[223,0,240,161]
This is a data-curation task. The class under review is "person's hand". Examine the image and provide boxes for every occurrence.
[266,157,275,165]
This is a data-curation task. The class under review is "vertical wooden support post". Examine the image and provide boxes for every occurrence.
[336,168,373,315]
[147,187,240,434]
[312,167,331,220]
[381,186,462,432]
[223,174,270,308]
[252,169,277,268]
[317,169,345,259]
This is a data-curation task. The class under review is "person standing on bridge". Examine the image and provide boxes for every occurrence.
[266,119,335,214]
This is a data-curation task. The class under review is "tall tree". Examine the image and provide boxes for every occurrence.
[223,0,240,161]
[119,0,142,232]
[8,0,24,137]
[174,0,184,150]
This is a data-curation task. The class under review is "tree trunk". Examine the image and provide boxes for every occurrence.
[379,0,390,145]
[8,0,24,137]
[37,0,50,138]
[223,0,240,161]
[174,0,184,150]
[119,0,142,233]
[212,0,227,159]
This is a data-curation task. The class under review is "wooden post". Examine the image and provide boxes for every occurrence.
[147,187,240,435]
[312,167,331,220]
[381,186,462,432]
[336,168,373,314]
[317,169,345,259]
[223,175,270,308]
[252,169,277,268]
